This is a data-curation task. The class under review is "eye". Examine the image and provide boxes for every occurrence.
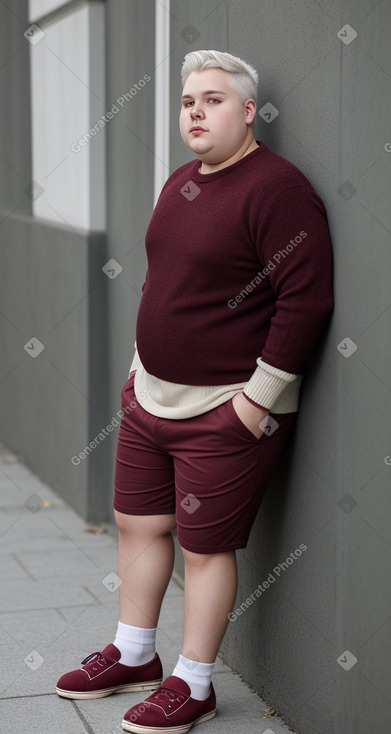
[207,98,220,103]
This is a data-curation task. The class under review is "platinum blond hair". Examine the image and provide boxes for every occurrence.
[181,49,258,104]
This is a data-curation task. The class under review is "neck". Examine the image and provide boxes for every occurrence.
[198,135,259,175]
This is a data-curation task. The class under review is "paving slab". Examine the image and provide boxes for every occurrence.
[0,694,88,733]
[0,442,296,734]
[0,553,30,579]
[0,577,100,613]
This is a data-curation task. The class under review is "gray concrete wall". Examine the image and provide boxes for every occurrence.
[104,0,155,441]
[0,210,109,520]
[0,0,32,217]
[169,2,391,733]
[0,0,155,522]
[0,0,111,521]
[1,1,390,732]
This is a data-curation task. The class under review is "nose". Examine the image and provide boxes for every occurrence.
[190,101,205,119]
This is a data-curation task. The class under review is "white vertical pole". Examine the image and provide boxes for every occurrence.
[154,0,171,207]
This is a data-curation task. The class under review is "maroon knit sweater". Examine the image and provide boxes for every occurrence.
[136,141,334,386]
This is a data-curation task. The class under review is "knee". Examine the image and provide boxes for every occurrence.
[182,547,234,566]
[115,510,176,537]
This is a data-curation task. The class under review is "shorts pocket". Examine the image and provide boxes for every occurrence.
[120,371,135,400]
[224,398,266,443]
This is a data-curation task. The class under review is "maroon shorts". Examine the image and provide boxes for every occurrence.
[113,373,296,554]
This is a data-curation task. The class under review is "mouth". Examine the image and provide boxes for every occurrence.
[190,126,206,134]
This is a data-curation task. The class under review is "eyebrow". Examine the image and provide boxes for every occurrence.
[181,90,227,100]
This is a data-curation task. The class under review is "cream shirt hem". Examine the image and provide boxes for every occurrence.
[129,345,302,418]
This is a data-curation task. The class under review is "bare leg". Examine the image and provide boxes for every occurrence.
[181,548,238,663]
[115,510,177,628]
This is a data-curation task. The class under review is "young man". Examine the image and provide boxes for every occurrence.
[56,50,333,732]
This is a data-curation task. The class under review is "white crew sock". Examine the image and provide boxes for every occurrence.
[172,654,215,701]
[114,621,157,666]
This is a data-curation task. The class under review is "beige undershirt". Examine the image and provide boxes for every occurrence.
[129,344,302,419]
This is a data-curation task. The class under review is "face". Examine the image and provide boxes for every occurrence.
[179,68,256,165]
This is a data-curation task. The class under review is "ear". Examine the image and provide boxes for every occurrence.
[244,98,257,125]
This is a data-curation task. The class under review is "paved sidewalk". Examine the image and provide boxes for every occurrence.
[0,442,296,734]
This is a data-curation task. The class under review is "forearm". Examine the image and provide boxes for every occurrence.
[255,185,334,378]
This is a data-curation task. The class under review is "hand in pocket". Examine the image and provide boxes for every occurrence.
[231,392,270,439]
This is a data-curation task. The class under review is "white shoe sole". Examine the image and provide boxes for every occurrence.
[55,679,163,700]
[121,709,216,733]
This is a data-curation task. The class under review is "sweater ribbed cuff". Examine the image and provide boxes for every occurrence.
[243,359,300,410]
[242,393,269,410]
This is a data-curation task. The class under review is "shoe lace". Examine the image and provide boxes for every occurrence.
[151,686,186,709]
[81,651,109,670]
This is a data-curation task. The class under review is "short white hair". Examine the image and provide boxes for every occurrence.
[181,49,258,104]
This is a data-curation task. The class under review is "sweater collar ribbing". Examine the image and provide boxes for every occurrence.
[190,140,266,183]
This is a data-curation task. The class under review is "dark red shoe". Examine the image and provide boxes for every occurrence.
[56,644,162,699]
[122,675,216,733]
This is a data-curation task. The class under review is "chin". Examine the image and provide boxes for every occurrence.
[186,138,210,153]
